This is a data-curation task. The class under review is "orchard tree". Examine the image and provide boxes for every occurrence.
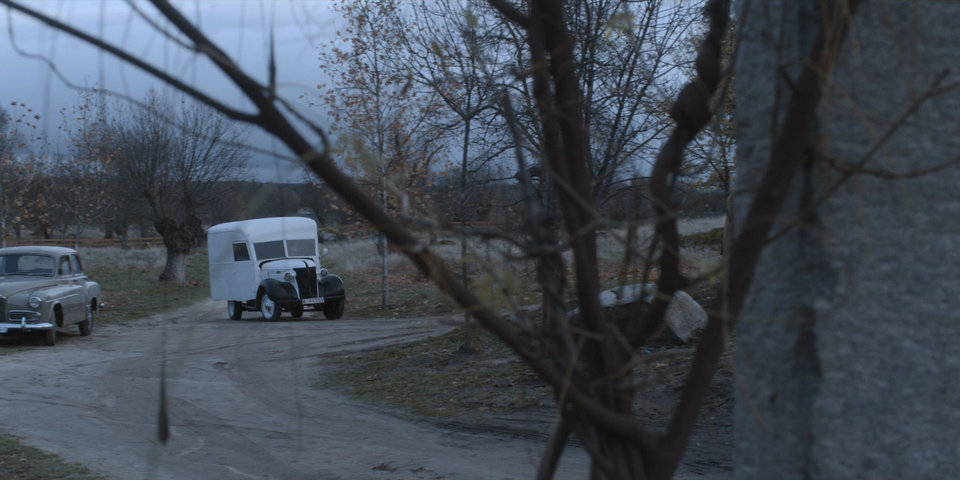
[0,104,49,244]
[320,0,450,309]
[483,0,706,210]
[398,0,515,350]
[679,20,737,196]
[110,90,249,282]
[52,92,117,243]
[571,0,705,206]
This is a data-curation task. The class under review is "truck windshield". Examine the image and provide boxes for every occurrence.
[253,241,285,260]
[286,239,316,256]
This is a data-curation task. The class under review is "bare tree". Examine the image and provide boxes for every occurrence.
[110,90,248,282]
[0,104,48,244]
[396,0,516,350]
[320,0,451,310]
[49,92,117,245]
[678,19,737,197]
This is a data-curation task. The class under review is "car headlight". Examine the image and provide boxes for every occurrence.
[283,272,296,283]
[28,295,42,309]
[319,268,328,278]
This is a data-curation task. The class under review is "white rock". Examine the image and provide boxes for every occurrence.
[571,284,708,343]
[663,290,708,343]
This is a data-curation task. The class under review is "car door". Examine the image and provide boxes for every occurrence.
[57,255,85,324]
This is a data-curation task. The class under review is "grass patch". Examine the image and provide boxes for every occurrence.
[81,248,210,324]
[681,226,724,250]
[0,434,105,480]
[328,221,724,318]
[319,326,553,420]
[319,227,729,428]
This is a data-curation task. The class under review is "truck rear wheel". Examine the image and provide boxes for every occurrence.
[228,301,243,320]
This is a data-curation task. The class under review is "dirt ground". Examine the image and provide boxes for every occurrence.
[0,298,730,479]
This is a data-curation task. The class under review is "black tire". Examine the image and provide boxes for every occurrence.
[289,303,304,319]
[78,306,93,336]
[322,300,345,320]
[43,327,56,346]
[259,291,281,321]
[227,301,243,320]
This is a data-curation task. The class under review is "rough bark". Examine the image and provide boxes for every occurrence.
[734,1,960,478]
[154,215,203,283]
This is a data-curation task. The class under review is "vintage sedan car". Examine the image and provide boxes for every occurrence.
[0,246,101,346]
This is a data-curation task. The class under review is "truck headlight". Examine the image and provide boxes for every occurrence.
[28,295,42,309]
[319,268,328,278]
[284,272,296,283]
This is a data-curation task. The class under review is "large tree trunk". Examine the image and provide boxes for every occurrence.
[154,215,203,283]
[159,250,187,283]
[734,1,960,478]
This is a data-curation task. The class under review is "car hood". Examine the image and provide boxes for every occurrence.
[0,276,55,298]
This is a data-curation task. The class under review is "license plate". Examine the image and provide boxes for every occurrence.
[302,298,321,305]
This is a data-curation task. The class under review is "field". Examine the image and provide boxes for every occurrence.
[319,219,730,434]
[0,218,728,479]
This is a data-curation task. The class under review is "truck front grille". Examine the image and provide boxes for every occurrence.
[294,267,318,299]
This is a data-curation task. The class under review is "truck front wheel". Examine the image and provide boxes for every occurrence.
[259,292,281,321]
[322,300,344,320]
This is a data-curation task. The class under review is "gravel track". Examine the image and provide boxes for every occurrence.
[0,299,589,480]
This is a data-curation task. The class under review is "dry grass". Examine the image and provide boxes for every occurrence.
[80,248,210,324]
[0,435,106,480]
[326,216,725,318]
[318,219,730,432]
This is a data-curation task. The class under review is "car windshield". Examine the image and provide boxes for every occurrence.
[0,254,56,276]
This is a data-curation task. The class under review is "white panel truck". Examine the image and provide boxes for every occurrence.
[207,217,346,320]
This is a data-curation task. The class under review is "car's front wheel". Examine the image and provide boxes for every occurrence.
[289,303,304,318]
[259,291,281,321]
[78,306,93,336]
[43,327,56,346]
[322,300,344,320]
[228,301,243,320]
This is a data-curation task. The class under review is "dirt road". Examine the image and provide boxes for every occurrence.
[0,299,590,480]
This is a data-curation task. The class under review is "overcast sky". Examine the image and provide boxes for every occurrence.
[1,0,342,182]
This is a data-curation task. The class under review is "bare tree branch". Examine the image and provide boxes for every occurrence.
[1,1,259,123]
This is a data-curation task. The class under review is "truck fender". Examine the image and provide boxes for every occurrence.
[319,274,346,301]
[258,279,299,304]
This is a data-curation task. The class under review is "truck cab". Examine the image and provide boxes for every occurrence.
[207,217,345,320]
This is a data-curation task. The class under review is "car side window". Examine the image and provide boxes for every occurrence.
[58,256,71,276]
[70,255,83,274]
[233,243,250,261]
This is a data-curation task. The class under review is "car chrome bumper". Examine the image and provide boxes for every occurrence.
[0,311,53,333]
[0,322,55,333]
